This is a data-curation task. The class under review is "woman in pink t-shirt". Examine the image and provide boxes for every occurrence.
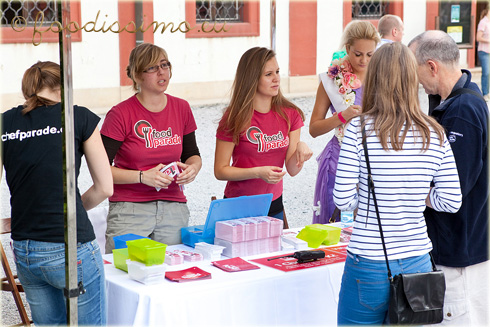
[214,47,313,222]
[101,43,202,253]
[477,7,490,100]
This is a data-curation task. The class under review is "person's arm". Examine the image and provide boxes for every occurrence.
[176,131,202,185]
[476,30,490,44]
[81,127,114,211]
[176,155,202,185]
[214,138,286,184]
[284,129,313,176]
[309,83,361,138]
[426,139,462,213]
[333,123,360,211]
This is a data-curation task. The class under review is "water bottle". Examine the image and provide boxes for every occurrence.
[340,211,354,228]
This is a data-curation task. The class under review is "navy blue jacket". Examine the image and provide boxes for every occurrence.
[424,70,488,267]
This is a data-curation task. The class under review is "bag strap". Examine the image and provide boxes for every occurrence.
[360,118,393,281]
[361,118,438,280]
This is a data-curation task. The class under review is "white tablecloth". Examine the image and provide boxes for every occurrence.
[104,242,345,326]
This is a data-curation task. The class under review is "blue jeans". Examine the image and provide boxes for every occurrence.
[337,251,432,325]
[479,51,489,96]
[13,239,106,326]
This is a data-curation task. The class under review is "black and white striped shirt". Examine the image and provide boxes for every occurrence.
[333,117,462,260]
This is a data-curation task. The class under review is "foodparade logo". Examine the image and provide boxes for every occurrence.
[246,126,289,153]
[11,11,229,46]
[134,120,181,149]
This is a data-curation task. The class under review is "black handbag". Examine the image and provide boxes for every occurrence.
[361,120,445,325]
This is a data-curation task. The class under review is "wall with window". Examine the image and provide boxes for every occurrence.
[1,0,477,112]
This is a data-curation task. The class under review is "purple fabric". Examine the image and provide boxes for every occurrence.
[312,136,340,224]
[312,86,363,224]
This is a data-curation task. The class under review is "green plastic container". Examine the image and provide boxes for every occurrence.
[296,224,341,248]
[112,248,130,272]
[127,239,167,266]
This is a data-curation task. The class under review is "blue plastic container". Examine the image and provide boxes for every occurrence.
[181,194,273,247]
[113,233,149,249]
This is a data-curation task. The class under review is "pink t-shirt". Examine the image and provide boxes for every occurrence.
[101,94,197,202]
[478,16,490,53]
[216,107,304,201]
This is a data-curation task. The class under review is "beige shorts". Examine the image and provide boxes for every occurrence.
[436,260,489,326]
[104,201,190,254]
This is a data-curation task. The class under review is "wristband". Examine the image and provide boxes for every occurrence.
[139,170,143,184]
[338,112,347,124]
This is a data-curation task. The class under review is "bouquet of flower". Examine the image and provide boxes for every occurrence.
[327,57,361,107]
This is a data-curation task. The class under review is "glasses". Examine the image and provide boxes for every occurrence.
[143,62,171,73]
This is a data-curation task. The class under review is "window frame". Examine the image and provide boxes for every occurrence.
[1,1,82,45]
[185,0,259,38]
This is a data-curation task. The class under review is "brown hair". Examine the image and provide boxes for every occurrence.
[218,47,304,144]
[21,61,60,115]
[126,43,172,91]
[361,42,445,151]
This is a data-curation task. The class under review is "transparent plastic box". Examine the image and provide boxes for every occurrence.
[127,239,167,266]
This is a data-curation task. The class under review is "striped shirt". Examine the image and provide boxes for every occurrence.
[333,117,462,260]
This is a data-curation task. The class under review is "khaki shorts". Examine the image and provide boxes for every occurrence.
[105,201,190,254]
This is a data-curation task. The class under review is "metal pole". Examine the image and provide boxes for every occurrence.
[270,0,276,52]
[135,0,144,45]
[58,0,79,325]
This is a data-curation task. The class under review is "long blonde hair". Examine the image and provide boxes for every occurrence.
[361,42,445,151]
[218,47,304,144]
[21,61,60,115]
[340,20,380,50]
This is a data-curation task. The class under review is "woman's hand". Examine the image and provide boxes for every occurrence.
[295,141,313,168]
[342,105,362,121]
[256,166,287,184]
[141,164,174,189]
[176,161,199,185]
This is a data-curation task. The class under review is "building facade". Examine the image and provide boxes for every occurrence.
[0,0,485,112]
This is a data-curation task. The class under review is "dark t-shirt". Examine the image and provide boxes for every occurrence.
[1,103,100,243]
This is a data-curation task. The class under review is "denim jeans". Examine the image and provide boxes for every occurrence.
[337,251,432,325]
[479,51,489,96]
[12,239,106,326]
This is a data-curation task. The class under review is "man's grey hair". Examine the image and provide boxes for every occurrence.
[408,30,460,67]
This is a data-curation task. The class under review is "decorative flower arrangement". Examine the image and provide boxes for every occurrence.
[327,57,361,107]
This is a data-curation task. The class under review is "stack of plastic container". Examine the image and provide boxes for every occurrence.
[125,238,168,285]
[214,216,283,258]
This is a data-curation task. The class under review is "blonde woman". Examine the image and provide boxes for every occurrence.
[214,47,312,221]
[333,43,462,325]
[101,43,202,252]
[310,20,379,224]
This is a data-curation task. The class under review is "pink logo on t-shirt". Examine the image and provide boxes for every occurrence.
[134,120,182,149]
[246,126,289,153]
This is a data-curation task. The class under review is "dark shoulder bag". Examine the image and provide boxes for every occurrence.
[361,119,445,325]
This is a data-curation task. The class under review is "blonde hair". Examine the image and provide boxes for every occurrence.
[361,42,445,151]
[218,47,304,144]
[21,61,60,115]
[340,20,380,50]
[126,43,172,91]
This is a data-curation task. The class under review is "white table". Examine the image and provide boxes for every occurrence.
[104,241,346,327]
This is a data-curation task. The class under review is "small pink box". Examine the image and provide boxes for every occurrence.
[165,251,184,265]
[172,250,203,262]
[215,219,245,242]
[236,218,257,241]
[259,216,283,237]
[247,217,270,239]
